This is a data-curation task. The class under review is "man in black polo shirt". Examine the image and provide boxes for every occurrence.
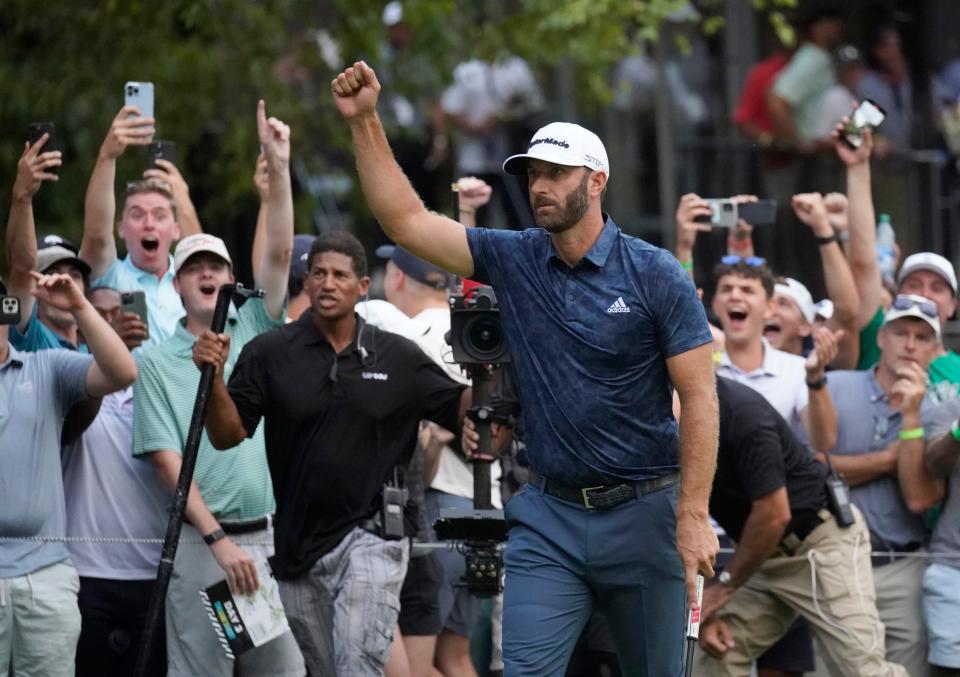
[194,232,469,677]
[696,377,906,677]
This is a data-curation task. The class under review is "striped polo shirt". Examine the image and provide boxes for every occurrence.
[132,298,282,520]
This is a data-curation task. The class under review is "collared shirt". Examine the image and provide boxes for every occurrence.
[828,368,936,550]
[132,298,282,521]
[93,254,183,349]
[466,216,712,485]
[0,345,91,577]
[716,339,809,438]
[62,386,169,579]
[10,305,89,353]
[772,43,837,142]
[227,311,466,579]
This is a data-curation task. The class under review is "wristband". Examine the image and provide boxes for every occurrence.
[459,206,475,215]
[814,233,838,246]
[806,376,826,390]
[952,419,960,443]
[898,427,925,441]
[727,237,752,252]
[203,528,226,546]
[681,260,694,271]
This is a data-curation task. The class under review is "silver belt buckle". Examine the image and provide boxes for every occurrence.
[581,486,604,510]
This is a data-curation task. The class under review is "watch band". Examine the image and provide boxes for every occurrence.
[806,376,827,390]
[814,233,838,246]
[203,528,226,546]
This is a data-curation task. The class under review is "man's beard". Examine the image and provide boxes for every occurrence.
[531,172,590,233]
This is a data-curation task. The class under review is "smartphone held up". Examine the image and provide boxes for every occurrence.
[26,122,59,173]
[841,99,886,149]
[124,81,155,120]
[694,199,778,228]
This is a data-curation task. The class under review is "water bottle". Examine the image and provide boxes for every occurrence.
[876,214,896,281]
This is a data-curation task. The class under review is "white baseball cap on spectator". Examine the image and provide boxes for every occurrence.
[883,294,941,339]
[382,1,403,27]
[774,278,816,325]
[173,234,233,275]
[503,122,610,178]
[897,252,958,296]
[814,299,834,321]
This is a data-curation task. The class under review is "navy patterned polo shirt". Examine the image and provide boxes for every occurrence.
[466,216,712,485]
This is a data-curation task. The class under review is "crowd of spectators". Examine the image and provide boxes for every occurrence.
[6,3,960,677]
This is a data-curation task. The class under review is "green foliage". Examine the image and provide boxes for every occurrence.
[0,0,796,263]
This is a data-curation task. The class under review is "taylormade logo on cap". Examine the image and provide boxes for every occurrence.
[503,122,610,177]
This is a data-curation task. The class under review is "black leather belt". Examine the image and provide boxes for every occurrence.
[872,542,922,567]
[528,471,680,510]
[217,515,271,535]
[778,508,829,555]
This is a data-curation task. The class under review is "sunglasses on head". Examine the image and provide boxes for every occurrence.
[720,255,767,267]
[892,295,938,319]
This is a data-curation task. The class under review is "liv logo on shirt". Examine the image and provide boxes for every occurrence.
[362,372,389,381]
[606,297,631,314]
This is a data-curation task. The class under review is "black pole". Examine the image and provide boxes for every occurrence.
[134,283,243,677]
[469,365,493,510]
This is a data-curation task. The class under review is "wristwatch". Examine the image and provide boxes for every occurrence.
[718,570,735,587]
[203,528,226,546]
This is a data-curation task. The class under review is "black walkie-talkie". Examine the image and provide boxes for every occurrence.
[381,468,408,540]
[823,453,856,528]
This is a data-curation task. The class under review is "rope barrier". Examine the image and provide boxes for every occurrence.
[2,535,960,559]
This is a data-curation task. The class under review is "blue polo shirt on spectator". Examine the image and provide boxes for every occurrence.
[828,368,937,549]
[93,254,183,348]
[9,305,89,353]
[0,345,92,577]
[466,216,712,486]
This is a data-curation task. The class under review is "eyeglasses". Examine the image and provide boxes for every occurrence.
[720,255,767,267]
[892,295,938,319]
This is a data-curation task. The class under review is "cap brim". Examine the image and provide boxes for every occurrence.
[502,151,589,176]
[375,244,396,260]
[40,256,92,277]
[898,263,958,294]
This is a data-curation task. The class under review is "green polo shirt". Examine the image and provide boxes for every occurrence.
[132,298,283,520]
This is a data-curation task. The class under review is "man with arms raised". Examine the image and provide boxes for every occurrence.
[80,104,202,347]
[330,61,719,676]
[132,102,304,676]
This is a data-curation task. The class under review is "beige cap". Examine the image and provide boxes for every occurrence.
[173,234,233,275]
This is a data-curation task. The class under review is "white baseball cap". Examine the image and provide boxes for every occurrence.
[503,122,610,178]
[382,1,403,27]
[774,278,816,325]
[897,252,958,295]
[883,294,941,339]
[814,299,834,320]
[173,234,233,275]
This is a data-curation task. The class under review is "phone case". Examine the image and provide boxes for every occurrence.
[147,140,177,169]
[124,82,155,119]
[120,291,149,329]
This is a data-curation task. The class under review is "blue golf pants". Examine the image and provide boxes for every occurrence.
[502,481,686,676]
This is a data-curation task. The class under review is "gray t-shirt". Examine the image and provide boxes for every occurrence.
[828,369,935,550]
[0,345,91,577]
[926,398,960,571]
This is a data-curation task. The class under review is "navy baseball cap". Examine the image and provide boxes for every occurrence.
[37,234,91,276]
[376,244,455,291]
[289,234,315,296]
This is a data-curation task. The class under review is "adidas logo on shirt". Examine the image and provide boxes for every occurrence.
[606,297,631,314]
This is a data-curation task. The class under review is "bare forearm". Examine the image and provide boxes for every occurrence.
[804,389,837,452]
[820,244,860,368]
[896,411,944,512]
[176,194,202,238]
[260,162,294,319]
[817,449,895,486]
[75,301,137,392]
[152,453,221,534]
[80,155,119,278]
[927,433,960,477]
[251,203,267,284]
[723,510,788,587]
[678,389,719,514]
[6,195,38,325]
[205,379,249,450]
[845,164,882,328]
[767,95,798,145]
